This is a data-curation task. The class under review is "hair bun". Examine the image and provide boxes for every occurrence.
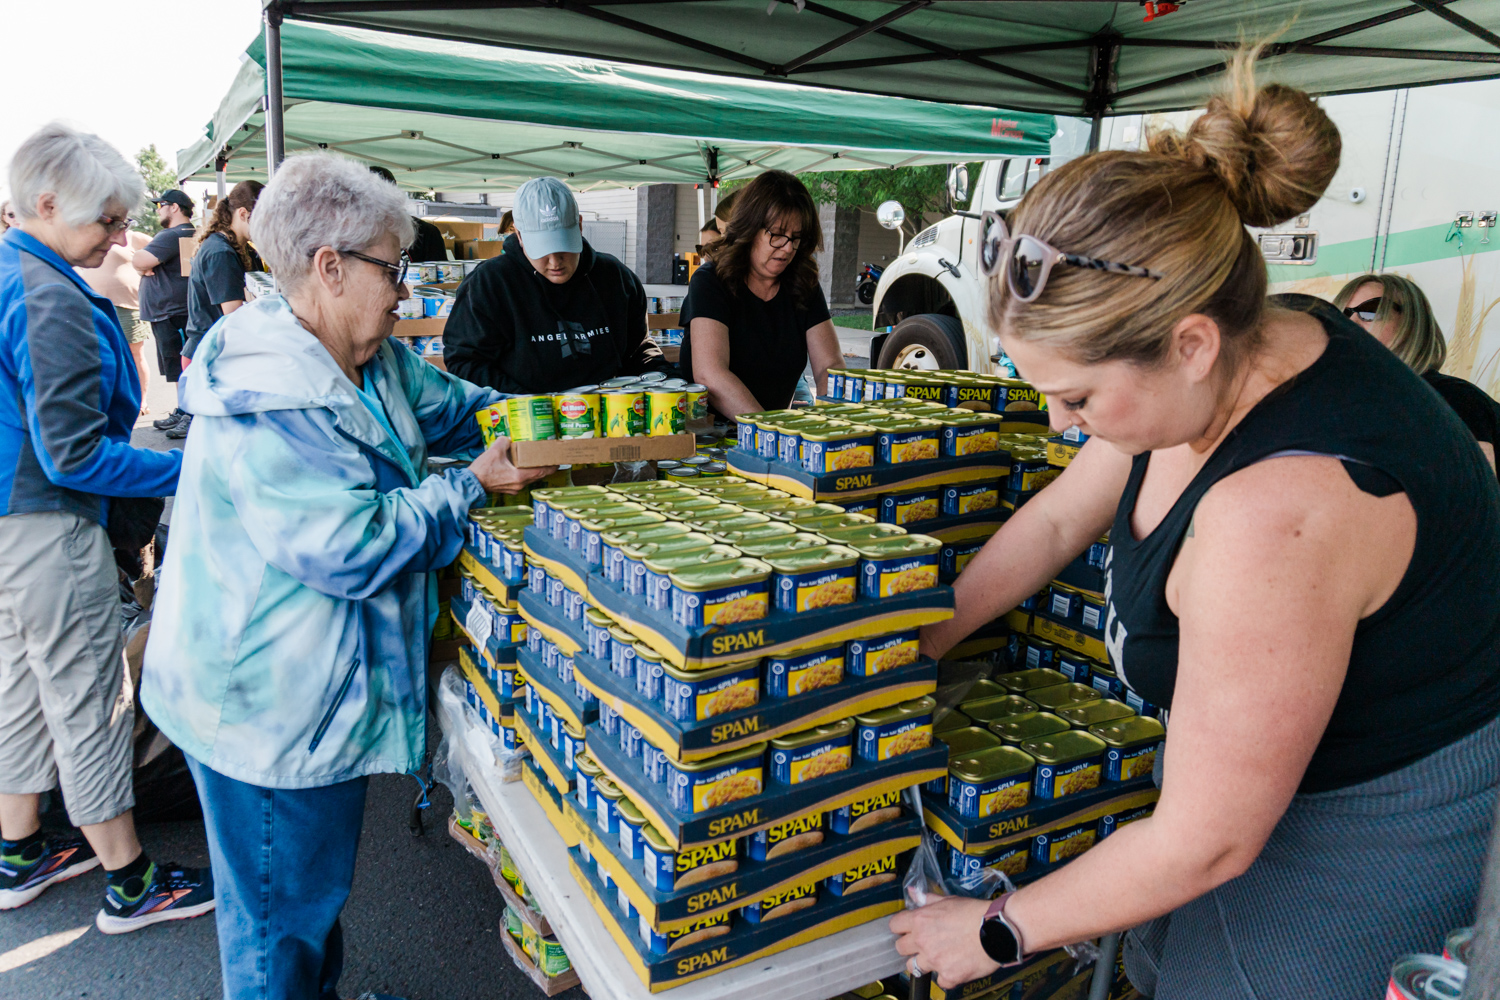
[1149,61,1341,229]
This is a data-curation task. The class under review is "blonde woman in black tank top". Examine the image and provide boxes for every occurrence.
[891,49,1500,1000]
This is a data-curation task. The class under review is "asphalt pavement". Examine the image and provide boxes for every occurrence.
[0,329,582,999]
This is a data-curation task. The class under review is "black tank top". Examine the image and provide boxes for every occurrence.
[1106,295,1500,792]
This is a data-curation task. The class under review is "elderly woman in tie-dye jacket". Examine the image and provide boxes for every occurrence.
[142,153,555,1000]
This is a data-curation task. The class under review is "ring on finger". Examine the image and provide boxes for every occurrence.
[908,957,924,978]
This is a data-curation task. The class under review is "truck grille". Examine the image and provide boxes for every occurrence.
[910,225,939,248]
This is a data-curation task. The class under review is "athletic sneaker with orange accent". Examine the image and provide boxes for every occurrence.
[95,861,215,934]
[0,833,100,909]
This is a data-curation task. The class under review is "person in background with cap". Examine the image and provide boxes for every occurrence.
[133,190,196,429]
[368,166,448,263]
[443,176,669,393]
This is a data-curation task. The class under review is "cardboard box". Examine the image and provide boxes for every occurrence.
[392,317,447,336]
[431,220,490,241]
[646,313,682,330]
[509,434,697,468]
[178,236,200,277]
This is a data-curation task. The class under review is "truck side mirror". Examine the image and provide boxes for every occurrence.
[947,165,970,207]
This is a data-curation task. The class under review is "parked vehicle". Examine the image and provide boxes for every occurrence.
[855,262,884,305]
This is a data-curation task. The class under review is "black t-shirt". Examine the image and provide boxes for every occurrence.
[186,232,247,339]
[410,218,448,263]
[679,261,830,412]
[1105,295,1500,793]
[138,223,195,322]
[1424,371,1500,474]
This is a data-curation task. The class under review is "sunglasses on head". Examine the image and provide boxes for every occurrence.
[1343,297,1397,323]
[978,210,1164,302]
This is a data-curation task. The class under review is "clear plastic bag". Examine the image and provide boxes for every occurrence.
[434,666,529,787]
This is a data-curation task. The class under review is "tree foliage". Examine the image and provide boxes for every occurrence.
[133,145,176,236]
[723,162,981,238]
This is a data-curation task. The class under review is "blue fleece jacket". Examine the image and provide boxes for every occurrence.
[0,229,181,521]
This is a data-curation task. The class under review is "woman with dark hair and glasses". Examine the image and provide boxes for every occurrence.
[680,170,841,415]
[143,152,555,1000]
[892,53,1500,1000]
[1334,273,1498,474]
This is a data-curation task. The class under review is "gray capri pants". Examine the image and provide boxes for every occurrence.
[0,512,134,826]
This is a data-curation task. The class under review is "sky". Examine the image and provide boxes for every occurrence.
[2,0,261,201]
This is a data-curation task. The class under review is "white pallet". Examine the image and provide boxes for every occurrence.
[440,703,910,1000]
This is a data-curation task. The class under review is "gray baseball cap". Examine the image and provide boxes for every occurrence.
[513,177,582,259]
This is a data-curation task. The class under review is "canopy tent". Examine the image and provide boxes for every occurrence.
[177,20,1054,190]
[261,0,1500,122]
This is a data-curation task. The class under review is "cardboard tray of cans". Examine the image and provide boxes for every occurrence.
[510,432,698,469]
[458,545,524,606]
[561,793,921,931]
[568,847,907,991]
[571,647,938,761]
[449,595,530,666]
[922,775,1158,857]
[457,644,518,719]
[517,584,589,657]
[896,945,1087,1000]
[520,755,583,849]
[500,923,583,996]
[514,705,575,797]
[447,817,557,938]
[724,449,1009,504]
[587,723,947,851]
[517,646,599,733]
[520,528,954,671]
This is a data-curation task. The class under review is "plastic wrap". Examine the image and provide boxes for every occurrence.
[434,665,529,788]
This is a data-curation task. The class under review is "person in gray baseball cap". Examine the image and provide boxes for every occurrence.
[444,176,669,393]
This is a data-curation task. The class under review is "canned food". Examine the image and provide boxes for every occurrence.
[1057,698,1134,729]
[609,626,638,679]
[939,538,987,579]
[846,630,920,677]
[644,545,744,612]
[698,461,729,477]
[1386,956,1466,1000]
[561,720,585,772]
[825,853,901,897]
[1031,819,1097,865]
[937,725,1002,757]
[989,710,1070,747]
[943,379,1001,412]
[765,500,847,522]
[852,535,940,599]
[619,722,644,759]
[669,558,773,628]
[734,532,834,559]
[575,753,602,811]
[766,545,859,613]
[1090,716,1165,781]
[934,710,975,735]
[746,811,826,861]
[562,589,584,622]
[774,419,823,466]
[1444,928,1473,966]
[815,522,907,545]
[599,700,620,737]
[475,402,509,445]
[584,608,614,660]
[802,425,877,474]
[942,480,1001,517]
[712,521,801,546]
[947,746,1035,818]
[554,390,600,438]
[743,880,819,923]
[594,775,624,836]
[641,742,670,784]
[1010,453,1059,493]
[639,910,732,955]
[765,644,844,698]
[620,533,717,594]
[666,742,766,813]
[603,389,647,437]
[1023,730,1106,799]
[637,372,668,384]
[648,389,687,437]
[855,695,935,762]
[939,412,1004,457]
[829,789,902,835]
[684,384,709,427]
[876,421,941,464]
[1047,583,1083,622]
[842,370,867,403]
[617,797,649,860]
[505,395,557,440]
[521,924,572,977]
[878,487,942,526]
[770,720,854,784]
[997,667,1068,693]
[1098,804,1155,839]
[1090,665,1124,699]
[949,844,1027,880]
[642,823,739,891]
[1027,682,1102,712]
[1056,653,1093,685]
[634,644,666,702]
[665,467,700,481]
[662,658,761,721]
[1019,638,1059,671]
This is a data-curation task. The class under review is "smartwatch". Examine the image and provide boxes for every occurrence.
[979,894,1026,967]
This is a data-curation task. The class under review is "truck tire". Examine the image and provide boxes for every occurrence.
[876,313,966,371]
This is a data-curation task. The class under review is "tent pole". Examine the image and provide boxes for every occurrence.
[1087,112,1104,153]
[264,6,287,177]
[215,155,229,201]
[697,185,706,230]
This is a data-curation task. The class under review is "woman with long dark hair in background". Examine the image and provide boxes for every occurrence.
[679,170,841,415]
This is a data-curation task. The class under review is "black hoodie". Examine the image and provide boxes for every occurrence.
[442,234,668,393]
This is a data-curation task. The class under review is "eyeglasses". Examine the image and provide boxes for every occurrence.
[313,248,410,285]
[978,210,1163,302]
[765,229,803,249]
[1343,298,1395,323]
[95,214,136,234]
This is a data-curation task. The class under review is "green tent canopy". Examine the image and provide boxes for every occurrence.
[265,0,1500,117]
[178,20,1054,189]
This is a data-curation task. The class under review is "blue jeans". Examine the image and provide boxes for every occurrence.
[185,755,369,1000]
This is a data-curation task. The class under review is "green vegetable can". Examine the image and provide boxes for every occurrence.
[505,395,557,441]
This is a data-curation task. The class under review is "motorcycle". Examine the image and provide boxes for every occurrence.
[855,261,884,305]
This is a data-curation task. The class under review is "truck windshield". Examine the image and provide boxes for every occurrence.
[998,158,1047,202]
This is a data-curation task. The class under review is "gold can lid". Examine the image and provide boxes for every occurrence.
[846,534,941,559]
[761,545,859,574]
[1020,729,1108,764]
[989,711,1070,745]
[949,745,1035,784]
[1027,683,1103,711]
[1089,716,1166,748]
[1057,699,1135,729]
[855,694,936,727]
[668,558,773,592]
[996,668,1069,693]
[769,719,855,749]
[938,726,1002,758]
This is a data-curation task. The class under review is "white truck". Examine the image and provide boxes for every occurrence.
[870,80,1500,399]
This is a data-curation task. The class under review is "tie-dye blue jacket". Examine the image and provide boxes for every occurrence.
[142,294,502,789]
